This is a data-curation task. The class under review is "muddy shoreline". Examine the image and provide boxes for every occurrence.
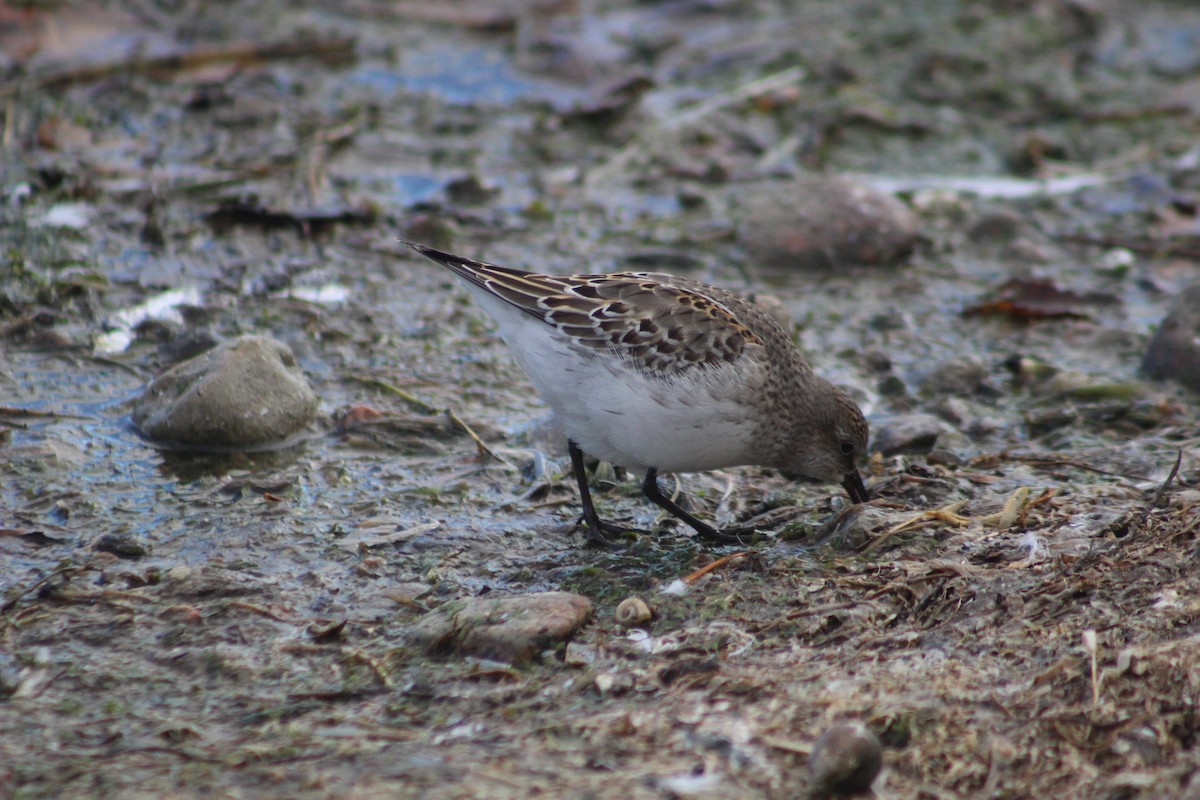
[3,2,1200,798]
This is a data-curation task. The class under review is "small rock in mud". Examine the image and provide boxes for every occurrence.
[968,208,1023,243]
[407,591,594,665]
[444,174,500,205]
[1143,282,1200,393]
[614,597,652,628]
[926,448,966,467]
[807,721,883,795]
[593,671,635,695]
[403,213,456,250]
[738,176,917,270]
[918,356,990,397]
[132,335,318,449]
[871,414,947,456]
[93,532,149,558]
[929,396,971,426]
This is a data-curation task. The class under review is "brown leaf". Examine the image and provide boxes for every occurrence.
[963,278,1118,321]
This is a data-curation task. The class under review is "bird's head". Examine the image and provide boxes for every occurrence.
[779,385,870,504]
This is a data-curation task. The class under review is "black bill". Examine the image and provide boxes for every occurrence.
[842,470,869,504]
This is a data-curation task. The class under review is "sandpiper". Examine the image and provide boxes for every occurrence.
[406,242,869,545]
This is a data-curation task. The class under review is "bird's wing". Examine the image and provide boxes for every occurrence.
[407,243,762,374]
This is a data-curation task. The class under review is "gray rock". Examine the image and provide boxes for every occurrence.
[968,208,1022,243]
[738,176,917,270]
[919,356,989,397]
[871,413,948,456]
[1143,283,1200,392]
[807,721,883,795]
[133,335,318,449]
[930,396,971,426]
[408,591,594,665]
[93,532,149,559]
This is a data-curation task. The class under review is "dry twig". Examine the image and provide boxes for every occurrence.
[682,551,748,585]
[1127,449,1183,537]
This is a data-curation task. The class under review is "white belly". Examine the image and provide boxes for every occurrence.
[466,287,764,474]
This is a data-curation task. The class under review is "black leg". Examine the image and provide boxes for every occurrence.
[641,469,748,544]
[568,440,627,547]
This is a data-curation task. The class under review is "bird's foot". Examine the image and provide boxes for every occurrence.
[574,517,650,548]
[691,523,762,546]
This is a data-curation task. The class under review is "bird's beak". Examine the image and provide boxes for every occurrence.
[842,470,869,504]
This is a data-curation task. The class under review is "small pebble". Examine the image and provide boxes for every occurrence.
[406,591,593,664]
[739,176,917,270]
[919,356,988,397]
[93,532,149,559]
[808,721,883,795]
[926,448,965,467]
[614,597,653,628]
[870,414,946,456]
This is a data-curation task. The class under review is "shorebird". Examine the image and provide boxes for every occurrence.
[407,242,869,545]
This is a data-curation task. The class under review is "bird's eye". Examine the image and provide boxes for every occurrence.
[840,440,856,456]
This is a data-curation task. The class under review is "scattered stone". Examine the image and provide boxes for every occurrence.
[807,721,883,795]
[871,414,947,456]
[1143,282,1200,392]
[862,350,893,372]
[132,335,319,450]
[919,356,989,397]
[444,174,499,205]
[876,374,910,399]
[593,671,635,695]
[968,208,1022,243]
[930,396,971,426]
[738,176,917,270]
[1024,405,1078,436]
[614,597,652,628]
[93,532,149,559]
[407,591,594,665]
[564,642,599,667]
[926,448,965,467]
[403,213,456,250]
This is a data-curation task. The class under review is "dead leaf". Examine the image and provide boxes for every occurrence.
[963,278,1118,321]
